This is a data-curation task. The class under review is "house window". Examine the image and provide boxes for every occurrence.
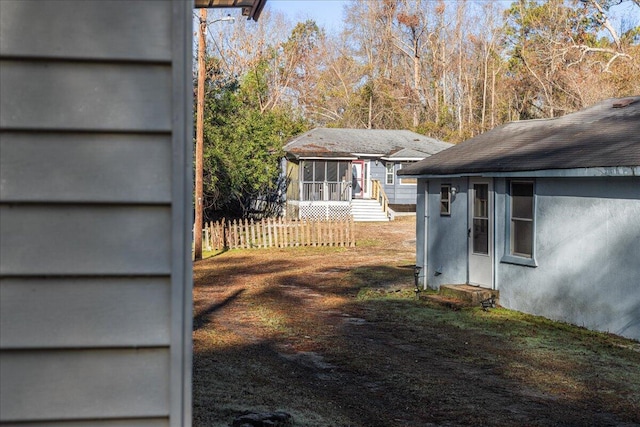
[502,180,537,267]
[385,163,394,185]
[440,184,451,215]
[398,162,417,184]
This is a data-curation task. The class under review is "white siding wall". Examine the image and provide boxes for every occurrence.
[0,1,192,425]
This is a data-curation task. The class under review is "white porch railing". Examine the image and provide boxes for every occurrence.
[302,181,351,201]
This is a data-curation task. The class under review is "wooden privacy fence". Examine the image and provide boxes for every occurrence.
[199,217,356,251]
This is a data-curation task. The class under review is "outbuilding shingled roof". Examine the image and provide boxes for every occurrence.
[284,128,452,159]
[398,96,640,176]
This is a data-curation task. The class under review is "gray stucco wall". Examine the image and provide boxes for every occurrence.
[422,178,469,289]
[497,177,640,341]
[418,175,640,341]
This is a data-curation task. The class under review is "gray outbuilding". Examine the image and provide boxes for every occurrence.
[399,97,640,341]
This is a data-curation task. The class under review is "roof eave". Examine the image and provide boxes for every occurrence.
[381,157,425,162]
[398,166,640,179]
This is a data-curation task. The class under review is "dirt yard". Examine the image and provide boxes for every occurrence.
[192,217,640,427]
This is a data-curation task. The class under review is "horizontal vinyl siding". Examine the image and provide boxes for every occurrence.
[0,205,172,275]
[0,133,172,203]
[0,61,172,131]
[0,0,172,62]
[392,184,418,204]
[0,278,171,349]
[0,420,168,427]
[0,1,190,425]
[0,349,170,422]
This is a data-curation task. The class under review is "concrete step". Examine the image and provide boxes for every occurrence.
[420,284,499,309]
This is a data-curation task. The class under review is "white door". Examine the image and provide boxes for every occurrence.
[468,179,493,287]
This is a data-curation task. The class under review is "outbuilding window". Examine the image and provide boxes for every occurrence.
[502,180,537,267]
[440,184,451,215]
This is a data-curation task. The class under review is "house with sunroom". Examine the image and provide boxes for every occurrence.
[283,128,452,221]
[398,96,640,341]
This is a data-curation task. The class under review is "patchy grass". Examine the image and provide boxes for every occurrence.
[193,217,640,426]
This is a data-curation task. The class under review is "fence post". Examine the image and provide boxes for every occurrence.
[329,219,334,247]
[350,216,356,247]
[239,219,244,249]
[283,217,288,248]
[228,219,233,249]
[250,218,255,248]
[282,217,288,248]
[212,220,218,250]
[244,219,248,249]
[204,223,211,251]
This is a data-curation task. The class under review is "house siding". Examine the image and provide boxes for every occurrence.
[419,175,640,341]
[496,177,640,341]
[422,178,469,288]
[373,162,418,205]
[0,1,192,425]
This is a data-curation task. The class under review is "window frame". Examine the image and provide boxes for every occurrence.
[385,162,394,185]
[440,184,451,216]
[501,179,537,267]
[398,162,417,185]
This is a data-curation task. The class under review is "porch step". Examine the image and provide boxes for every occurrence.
[350,199,389,222]
[420,284,499,309]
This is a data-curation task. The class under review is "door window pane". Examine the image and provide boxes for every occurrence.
[472,184,489,254]
[473,218,489,254]
[474,184,488,218]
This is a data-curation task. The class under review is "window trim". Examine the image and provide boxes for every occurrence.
[385,162,394,185]
[398,162,417,185]
[440,184,451,216]
[501,179,538,267]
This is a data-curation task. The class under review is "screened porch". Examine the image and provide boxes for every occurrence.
[300,160,352,202]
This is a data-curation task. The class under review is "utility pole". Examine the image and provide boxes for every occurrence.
[194,8,207,261]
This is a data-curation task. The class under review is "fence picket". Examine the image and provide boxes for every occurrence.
[195,217,355,251]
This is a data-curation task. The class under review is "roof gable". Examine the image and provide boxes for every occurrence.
[399,97,640,176]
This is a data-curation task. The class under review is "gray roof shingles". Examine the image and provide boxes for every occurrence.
[284,128,452,159]
[399,96,640,176]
